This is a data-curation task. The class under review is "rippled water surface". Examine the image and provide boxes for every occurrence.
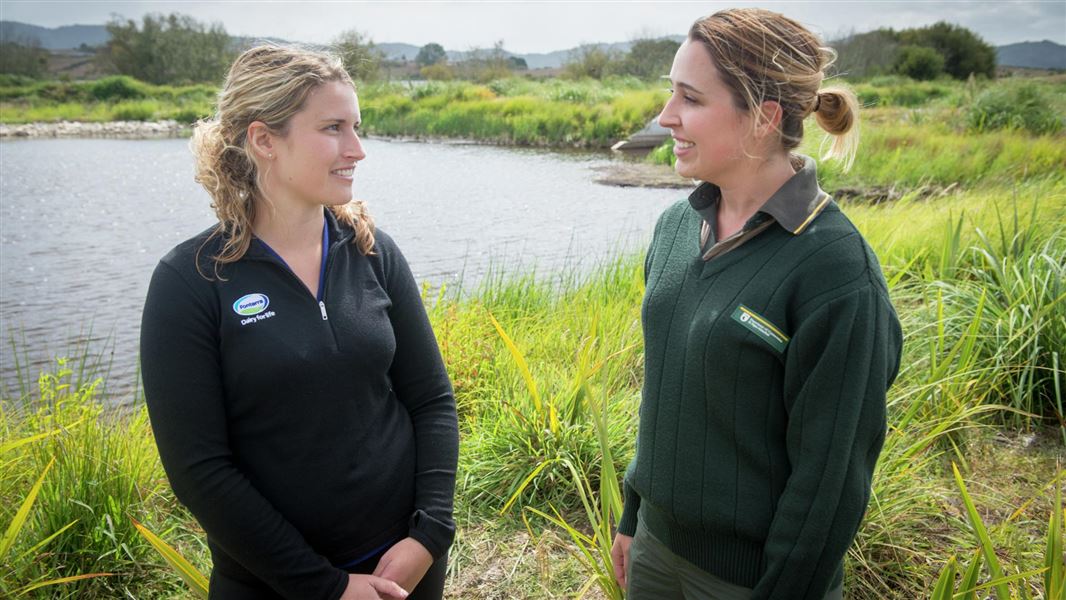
[1,137,680,394]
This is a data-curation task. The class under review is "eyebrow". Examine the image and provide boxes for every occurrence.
[661,76,704,96]
[321,117,362,126]
[677,82,705,96]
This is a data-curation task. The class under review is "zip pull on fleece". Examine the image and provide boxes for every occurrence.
[319,301,328,321]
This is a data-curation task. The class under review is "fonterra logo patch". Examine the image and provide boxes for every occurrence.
[234,293,277,326]
[233,293,269,316]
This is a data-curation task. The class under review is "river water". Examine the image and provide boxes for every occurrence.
[0,137,681,397]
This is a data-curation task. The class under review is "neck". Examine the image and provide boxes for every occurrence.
[716,153,796,221]
[252,198,325,252]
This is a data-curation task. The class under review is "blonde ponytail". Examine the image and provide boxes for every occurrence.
[330,200,376,256]
[812,87,860,172]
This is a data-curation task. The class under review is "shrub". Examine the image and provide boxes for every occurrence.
[897,21,996,79]
[0,73,38,86]
[34,81,88,103]
[111,100,158,121]
[90,75,148,101]
[420,63,454,81]
[894,45,945,81]
[967,83,1064,135]
[164,106,207,124]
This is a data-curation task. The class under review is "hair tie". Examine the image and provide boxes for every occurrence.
[812,93,822,114]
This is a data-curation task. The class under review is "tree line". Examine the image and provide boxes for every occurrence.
[832,22,997,80]
[1,13,999,85]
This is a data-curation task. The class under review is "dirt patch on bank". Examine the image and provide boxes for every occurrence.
[592,162,694,189]
[447,524,610,599]
[834,182,961,204]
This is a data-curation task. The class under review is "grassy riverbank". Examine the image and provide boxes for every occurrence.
[647,76,1066,197]
[3,74,1065,598]
[3,181,1064,597]
[4,74,1063,151]
[0,75,216,124]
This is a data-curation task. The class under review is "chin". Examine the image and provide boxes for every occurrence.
[325,195,353,207]
[674,161,698,180]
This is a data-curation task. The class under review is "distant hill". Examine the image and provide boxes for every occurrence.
[4,20,1061,72]
[375,43,421,62]
[1,21,108,49]
[997,40,1066,70]
[0,20,681,70]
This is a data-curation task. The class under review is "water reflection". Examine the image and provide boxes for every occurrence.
[0,137,679,397]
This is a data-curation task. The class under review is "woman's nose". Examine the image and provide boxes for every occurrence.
[658,99,680,128]
[346,132,367,161]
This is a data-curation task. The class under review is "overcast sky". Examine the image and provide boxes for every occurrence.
[2,1,1063,52]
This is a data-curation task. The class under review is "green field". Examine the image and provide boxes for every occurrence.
[2,74,1065,598]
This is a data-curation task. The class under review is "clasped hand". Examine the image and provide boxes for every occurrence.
[339,537,434,600]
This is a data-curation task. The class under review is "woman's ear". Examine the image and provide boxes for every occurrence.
[755,100,783,139]
[247,121,275,160]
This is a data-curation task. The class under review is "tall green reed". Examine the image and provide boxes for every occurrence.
[447,256,643,516]
[1,359,186,598]
[0,452,113,596]
[930,208,1065,430]
[928,466,1064,600]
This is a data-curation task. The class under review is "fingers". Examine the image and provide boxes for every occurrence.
[613,550,627,589]
[611,533,631,590]
[368,575,409,599]
[371,555,391,578]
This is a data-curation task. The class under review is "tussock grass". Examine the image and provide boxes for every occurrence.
[651,120,1066,191]
[2,187,1063,598]
[360,81,666,147]
[0,76,215,124]
[1,73,1064,595]
[1,362,208,598]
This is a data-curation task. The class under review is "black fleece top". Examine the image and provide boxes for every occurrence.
[140,211,458,600]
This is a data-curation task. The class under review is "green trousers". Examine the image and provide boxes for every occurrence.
[626,519,844,600]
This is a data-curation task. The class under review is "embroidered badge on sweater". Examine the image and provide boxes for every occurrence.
[731,304,789,353]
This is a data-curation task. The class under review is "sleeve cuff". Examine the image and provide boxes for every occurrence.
[408,509,455,560]
[617,481,641,536]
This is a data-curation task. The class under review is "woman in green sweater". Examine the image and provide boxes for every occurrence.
[611,9,903,600]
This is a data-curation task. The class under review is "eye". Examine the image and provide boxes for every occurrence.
[667,88,698,105]
[325,124,340,132]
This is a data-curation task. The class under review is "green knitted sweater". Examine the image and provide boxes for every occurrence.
[619,159,903,600]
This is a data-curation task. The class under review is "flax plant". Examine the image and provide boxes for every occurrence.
[486,311,635,517]
[508,316,627,600]
[848,283,1010,597]
[0,453,113,596]
[1,360,184,597]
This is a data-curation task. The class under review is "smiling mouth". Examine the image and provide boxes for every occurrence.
[331,167,354,176]
[674,140,695,150]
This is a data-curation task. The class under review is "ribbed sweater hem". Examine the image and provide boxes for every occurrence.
[638,501,847,594]
[639,501,766,589]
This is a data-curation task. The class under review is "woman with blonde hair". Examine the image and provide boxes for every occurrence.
[611,9,902,600]
[140,45,457,600]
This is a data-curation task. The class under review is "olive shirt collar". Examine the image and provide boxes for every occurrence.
[687,154,831,261]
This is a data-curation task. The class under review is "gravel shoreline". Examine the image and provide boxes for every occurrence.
[0,120,190,139]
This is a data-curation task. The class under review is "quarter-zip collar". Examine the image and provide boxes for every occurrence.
[243,208,354,262]
[245,208,354,303]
